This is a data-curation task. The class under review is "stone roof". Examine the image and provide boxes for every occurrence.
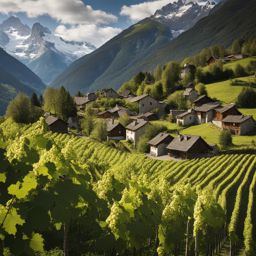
[222,115,253,124]
[195,102,220,112]
[177,110,194,118]
[126,119,148,131]
[45,116,63,126]
[128,94,149,103]
[167,135,202,152]
[106,121,123,132]
[215,104,237,114]
[148,133,173,147]
[74,96,90,106]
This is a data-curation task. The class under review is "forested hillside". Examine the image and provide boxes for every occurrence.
[52,0,256,93]
[0,118,256,255]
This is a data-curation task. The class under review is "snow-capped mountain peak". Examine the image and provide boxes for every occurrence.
[0,17,96,84]
[153,0,219,38]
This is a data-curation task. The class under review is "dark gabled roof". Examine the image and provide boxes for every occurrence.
[167,135,206,152]
[106,121,124,132]
[45,116,66,126]
[97,110,112,116]
[148,133,173,147]
[222,115,253,124]
[193,95,212,103]
[177,110,195,118]
[74,96,90,106]
[128,94,149,103]
[126,119,148,131]
[137,112,156,118]
[194,102,220,112]
[215,104,238,114]
[109,104,127,113]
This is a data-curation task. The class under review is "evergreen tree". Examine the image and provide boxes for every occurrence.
[91,120,107,141]
[231,39,242,54]
[219,129,232,148]
[154,65,162,81]
[31,93,41,107]
[197,83,208,96]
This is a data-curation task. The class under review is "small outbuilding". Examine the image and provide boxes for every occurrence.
[106,120,126,140]
[45,116,68,134]
[167,135,212,159]
[148,133,173,157]
[176,110,196,126]
[195,102,220,123]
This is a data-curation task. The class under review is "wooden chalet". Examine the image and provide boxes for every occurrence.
[167,135,212,159]
[106,120,126,140]
[214,104,241,121]
[148,133,173,157]
[222,115,255,135]
[45,116,68,134]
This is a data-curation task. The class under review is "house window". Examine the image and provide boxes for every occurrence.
[142,104,144,107]
[150,102,152,105]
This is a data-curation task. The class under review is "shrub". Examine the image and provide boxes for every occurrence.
[91,120,107,142]
[6,93,42,124]
[81,115,94,136]
[137,124,166,153]
[236,87,256,108]
[219,129,232,148]
[196,83,208,96]
[167,92,188,110]
[234,64,247,77]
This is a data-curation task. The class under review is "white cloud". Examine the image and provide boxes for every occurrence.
[120,0,176,22]
[55,25,122,48]
[0,0,117,25]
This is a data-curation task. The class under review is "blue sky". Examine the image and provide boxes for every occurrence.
[0,0,172,46]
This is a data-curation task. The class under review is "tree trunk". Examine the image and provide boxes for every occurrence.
[63,223,69,256]
[185,218,190,256]
[194,234,199,256]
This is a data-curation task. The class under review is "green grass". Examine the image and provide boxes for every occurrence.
[239,108,256,119]
[181,123,256,148]
[224,56,256,71]
[206,76,255,104]
[151,120,180,131]
[203,57,256,72]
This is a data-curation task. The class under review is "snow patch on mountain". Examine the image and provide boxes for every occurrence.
[153,0,219,38]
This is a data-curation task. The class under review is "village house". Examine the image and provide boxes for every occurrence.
[183,88,199,102]
[167,135,213,159]
[74,93,96,111]
[101,88,120,98]
[106,120,126,141]
[222,115,255,135]
[195,102,220,124]
[193,95,215,107]
[128,94,160,114]
[45,116,68,134]
[176,110,197,126]
[148,133,173,157]
[169,110,187,122]
[126,119,149,145]
[97,105,134,119]
[213,104,241,128]
[131,112,157,121]
[206,56,219,65]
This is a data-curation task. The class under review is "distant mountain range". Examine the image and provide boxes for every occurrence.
[0,48,45,115]
[52,0,219,94]
[0,16,96,84]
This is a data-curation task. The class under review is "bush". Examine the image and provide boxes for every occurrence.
[196,83,208,96]
[81,115,94,136]
[91,120,107,142]
[234,64,247,77]
[137,124,166,153]
[167,92,188,110]
[6,93,43,124]
[236,87,256,108]
[219,129,232,148]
